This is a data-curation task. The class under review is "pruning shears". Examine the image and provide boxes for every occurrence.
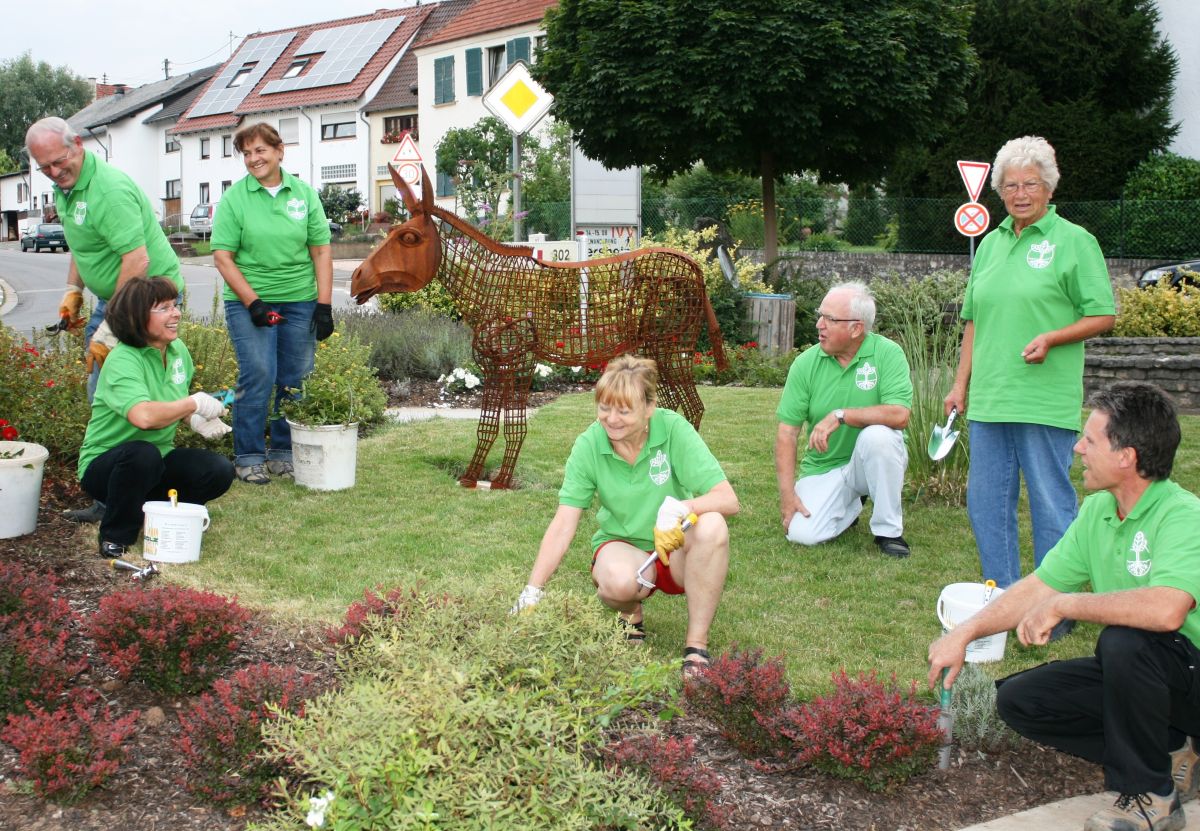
[266,311,286,326]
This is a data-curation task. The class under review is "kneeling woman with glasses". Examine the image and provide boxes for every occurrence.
[78,277,235,559]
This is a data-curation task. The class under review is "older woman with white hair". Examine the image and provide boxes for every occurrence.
[945,136,1115,634]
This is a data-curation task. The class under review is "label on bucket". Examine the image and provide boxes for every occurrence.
[142,502,208,563]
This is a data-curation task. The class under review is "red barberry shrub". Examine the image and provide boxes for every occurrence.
[769,670,942,792]
[86,585,254,695]
[326,583,454,645]
[1,688,139,803]
[608,733,732,830]
[176,662,320,806]
[0,561,86,717]
[681,645,791,757]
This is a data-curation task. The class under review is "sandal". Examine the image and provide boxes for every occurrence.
[620,614,646,645]
[682,646,711,679]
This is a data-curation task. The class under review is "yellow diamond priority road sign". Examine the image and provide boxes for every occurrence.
[483,61,554,135]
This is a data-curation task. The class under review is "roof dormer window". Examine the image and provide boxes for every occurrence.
[227,62,257,88]
[282,58,311,79]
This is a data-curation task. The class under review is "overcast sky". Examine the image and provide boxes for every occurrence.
[8,0,438,87]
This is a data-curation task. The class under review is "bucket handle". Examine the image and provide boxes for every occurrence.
[199,507,211,532]
[937,596,953,631]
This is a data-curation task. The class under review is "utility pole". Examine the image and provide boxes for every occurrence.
[162,59,170,79]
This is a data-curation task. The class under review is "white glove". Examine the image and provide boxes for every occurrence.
[656,495,690,531]
[92,319,120,350]
[189,391,226,420]
[188,413,232,439]
[510,584,545,615]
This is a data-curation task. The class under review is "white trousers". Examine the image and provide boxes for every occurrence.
[786,425,908,545]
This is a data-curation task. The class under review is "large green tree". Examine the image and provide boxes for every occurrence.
[536,0,975,261]
[888,0,1178,200]
[0,53,92,163]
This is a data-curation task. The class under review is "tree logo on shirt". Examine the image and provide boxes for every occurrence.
[286,198,307,221]
[171,357,186,386]
[73,202,88,225]
[1026,240,1055,269]
[648,450,671,485]
[1126,531,1151,577]
[855,361,878,390]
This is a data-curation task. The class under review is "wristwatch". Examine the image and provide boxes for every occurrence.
[834,409,846,425]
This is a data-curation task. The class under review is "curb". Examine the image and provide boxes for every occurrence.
[956,792,1200,831]
[0,277,16,318]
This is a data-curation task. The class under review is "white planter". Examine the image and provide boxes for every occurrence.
[0,441,50,539]
[287,421,359,491]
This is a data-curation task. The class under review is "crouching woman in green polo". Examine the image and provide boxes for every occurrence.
[511,354,740,677]
[78,277,235,559]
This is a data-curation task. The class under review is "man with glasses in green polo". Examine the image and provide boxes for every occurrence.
[774,281,914,558]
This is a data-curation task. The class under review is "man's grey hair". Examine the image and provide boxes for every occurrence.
[829,281,876,332]
[26,117,79,152]
[991,135,1061,194]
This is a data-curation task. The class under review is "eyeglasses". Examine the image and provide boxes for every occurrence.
[815,311,860,325]
[1000,180,1045,196]
[36,150,74,176]
[149,302,183,315]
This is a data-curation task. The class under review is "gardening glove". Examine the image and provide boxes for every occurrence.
[656,496,690,531]
[312,303,334,341]
[652,526,685,567]
[247,299,273,327]
[188,413,232,439]
[189,391,227,420]
[51,288,86,332]
[85,319,119,373]
[509,584,545,615]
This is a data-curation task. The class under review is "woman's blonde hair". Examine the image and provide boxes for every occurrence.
[595,354,657,410]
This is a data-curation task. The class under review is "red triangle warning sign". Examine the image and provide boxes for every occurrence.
[957,161,990,202]
[392,133,422,164]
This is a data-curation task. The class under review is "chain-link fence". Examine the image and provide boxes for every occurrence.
[519,195,1200,260]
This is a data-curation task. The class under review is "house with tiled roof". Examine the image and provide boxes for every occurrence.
[411,0,557,207]
[171,6,434,217]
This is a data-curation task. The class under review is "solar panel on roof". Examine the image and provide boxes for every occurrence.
[262,17,403,94]
[189,33,294,117]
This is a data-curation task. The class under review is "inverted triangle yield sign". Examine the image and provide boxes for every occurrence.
[392,133,422,164]
[957,161,991,201]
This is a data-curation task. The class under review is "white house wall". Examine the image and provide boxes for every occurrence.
[1157,0,1199,159]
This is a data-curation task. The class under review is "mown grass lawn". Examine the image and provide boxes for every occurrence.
[175,387,1200,698]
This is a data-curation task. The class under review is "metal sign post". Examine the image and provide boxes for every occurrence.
[482,61,554,243]
[955,161,992,265]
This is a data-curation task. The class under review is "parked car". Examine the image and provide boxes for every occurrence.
[189,203,214,237]
[1137,260,1200,290]
[329,220,343,238]
[20,223,68,253]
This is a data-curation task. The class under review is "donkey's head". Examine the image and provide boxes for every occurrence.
[351,164,442,304]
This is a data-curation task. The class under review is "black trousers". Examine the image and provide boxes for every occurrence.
[81,442,235,546]
[996,625,1200,794]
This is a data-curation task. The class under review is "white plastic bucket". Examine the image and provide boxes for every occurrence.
[142,501,210,563]
[289,421,359,491]
[937,582,1008,662]
[0,441,49,539]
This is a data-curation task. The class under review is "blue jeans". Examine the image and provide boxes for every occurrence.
[966,421,1079,588]
[224,299,316,467]
[85,299,107,402]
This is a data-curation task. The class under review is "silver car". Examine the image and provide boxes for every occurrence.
[189,203,214,236]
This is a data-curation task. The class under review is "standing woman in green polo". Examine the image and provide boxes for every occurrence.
[212,122,334,485]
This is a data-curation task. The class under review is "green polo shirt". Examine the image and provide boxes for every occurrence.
[212,169,331,302]
[53,152,181,300]
[1037,479,1200,645]
[775,332,913,476]
[559,408,728,552]
[78,340,193,478]
[961,205,1114,432]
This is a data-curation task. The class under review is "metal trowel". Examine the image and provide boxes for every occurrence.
[928,406,961,461]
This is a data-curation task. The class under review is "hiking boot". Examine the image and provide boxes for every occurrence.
[98,540,128,559]
[266,459,294,478]
[1084,790,1184,831]
[875,535,911,558]
[1172,739,1200,804]
[235,463,270,485]
[65,500,105,523]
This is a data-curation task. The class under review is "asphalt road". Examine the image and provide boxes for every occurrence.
[0,242,365,337]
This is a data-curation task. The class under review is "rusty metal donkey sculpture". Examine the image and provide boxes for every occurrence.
[352,164,727,489]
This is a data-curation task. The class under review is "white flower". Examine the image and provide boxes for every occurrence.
[305,790,335,828]
[464,373,481,389]
[534,363,552,378]
[570,366,583,374]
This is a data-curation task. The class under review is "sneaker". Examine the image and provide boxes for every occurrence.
[235,463,270,485]
[1172,739,1200,804]
[65,500,105,523]
[266,460,294,478]
[875,535,911,558]
[1084,790,1184,831]
[98,540,128,559]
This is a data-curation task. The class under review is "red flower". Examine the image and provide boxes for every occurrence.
[555,341,564,348]
[45,380,55,388]
[2,425,18,441]
[745,341,759,349]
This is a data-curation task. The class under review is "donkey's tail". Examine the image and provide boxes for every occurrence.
[702,290,729,371]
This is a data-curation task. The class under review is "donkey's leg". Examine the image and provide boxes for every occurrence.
[492,366,535,490]
[651,344,706,429]
[460,335,505,487]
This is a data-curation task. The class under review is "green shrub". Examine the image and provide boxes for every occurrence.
[948,663,1021,753]
[871,269,969,346]
[692,343,796,387]
[0,326,90,465]
[843,186,890,247]
[376,278,461,319]
[1113,279,1200,337]
[797,232,849,252]
[338,307,474,382]
[281,327,388,427]
[175,317,239,454]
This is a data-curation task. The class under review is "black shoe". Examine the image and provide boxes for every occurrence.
[1048,618,1076,642]
[875,535,911,558]
[66,500,105,523]
[98,540,128,559]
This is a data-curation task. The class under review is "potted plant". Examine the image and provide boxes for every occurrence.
[281,329,387,491]
[0,418,51,538]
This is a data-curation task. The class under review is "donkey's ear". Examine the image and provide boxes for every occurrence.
[421,163,434,207]
[390,164,419,213]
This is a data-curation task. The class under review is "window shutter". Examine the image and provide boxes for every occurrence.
[466,48,482,95]
[506,37,531,66]
[434,56,455,104]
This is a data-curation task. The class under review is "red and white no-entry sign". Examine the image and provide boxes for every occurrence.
[955,201,990,237]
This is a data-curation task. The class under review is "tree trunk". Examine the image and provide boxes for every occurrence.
[760,150,778,266]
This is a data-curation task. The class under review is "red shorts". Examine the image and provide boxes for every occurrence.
[592,540,685,596]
